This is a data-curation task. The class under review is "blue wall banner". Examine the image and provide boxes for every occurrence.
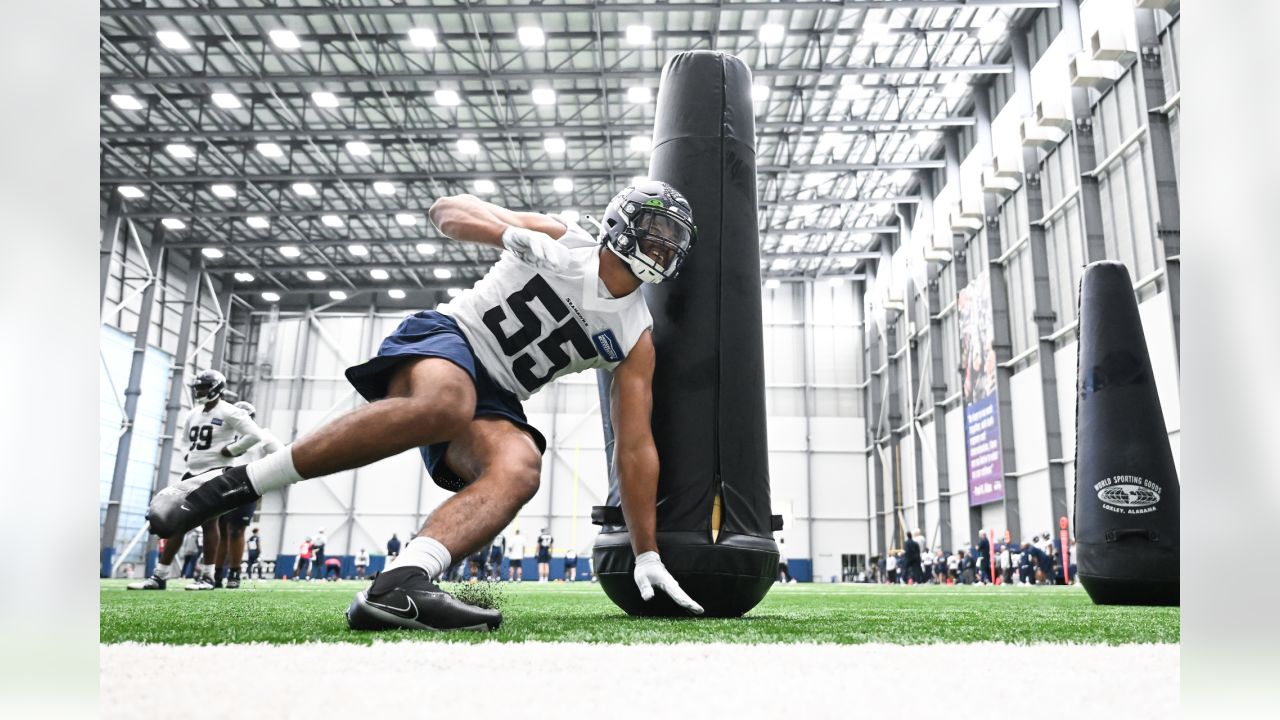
[958,271,1005,506]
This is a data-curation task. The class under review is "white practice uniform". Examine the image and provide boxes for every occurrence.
[235,427,284,466]
[437,218,653,400]
[181,400,267,475]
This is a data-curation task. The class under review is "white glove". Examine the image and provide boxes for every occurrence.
[501,225,573,272]
[634,551,704,615]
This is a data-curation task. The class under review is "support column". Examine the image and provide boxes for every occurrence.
[1010,28,1071,532]
[926,271,954,552]
[1135,8,1182,369]
[1062,0,1109,263]
[209,280,234,371]
[863,271,887,560]
[102,222,166,576]
[883,288,904,549]
[801,280,817,566]
[144,252,202,571]
[100,193,125,312]
[973,85,1021,544]
[277,306,314,557]
[346,304,377,556]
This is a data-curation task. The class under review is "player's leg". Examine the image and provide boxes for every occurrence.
[127,532,185,590]
[213,516,231,587]
[148,358,476,539]
[347,418,540,632]
[186,519,221,590]
[224,523,247,588]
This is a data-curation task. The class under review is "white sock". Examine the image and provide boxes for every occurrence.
[200,562,216,578]
[247,445,305,495]
[385,536,451,581]
[154,564,171,580]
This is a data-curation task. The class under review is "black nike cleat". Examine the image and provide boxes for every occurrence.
[346,567,501,632]
[126,575,166,590]
[146,466,260,538]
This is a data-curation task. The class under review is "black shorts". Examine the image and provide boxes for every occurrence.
[536,550,551,563]
[218,498,257,527]
[345,311,547,493]
[564,558,577,570]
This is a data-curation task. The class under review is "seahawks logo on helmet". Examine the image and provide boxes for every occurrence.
[598,179,697,284]
[191,369,227,405]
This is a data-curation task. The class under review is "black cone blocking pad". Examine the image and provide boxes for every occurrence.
[592,51,778,618]
[1073,261,1179,606]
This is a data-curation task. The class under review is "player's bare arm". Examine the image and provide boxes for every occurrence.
[428,194,567,246]
[611,330,704,614]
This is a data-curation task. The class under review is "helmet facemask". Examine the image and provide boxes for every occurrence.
[601,181,697,284]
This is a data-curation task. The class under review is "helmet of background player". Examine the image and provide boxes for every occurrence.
[191,369,227,405]
[234,400,257,418]
[598,179,697,284]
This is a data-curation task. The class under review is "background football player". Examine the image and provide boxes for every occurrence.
[147,181,703,630]
[128,370,268,590]
[212,401,283,588]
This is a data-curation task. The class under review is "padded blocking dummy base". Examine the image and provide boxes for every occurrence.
[593,531,778,618]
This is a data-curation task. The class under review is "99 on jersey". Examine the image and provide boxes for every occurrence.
[481,275,598,393]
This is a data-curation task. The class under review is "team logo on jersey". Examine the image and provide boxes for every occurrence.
[211,418,224,426]
[1094,475,1162,514]
[592,329,623,362]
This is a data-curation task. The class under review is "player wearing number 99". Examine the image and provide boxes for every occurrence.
[145,180,702,629]
[128,369,269,591]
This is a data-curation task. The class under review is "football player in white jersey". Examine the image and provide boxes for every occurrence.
[129,370,268,590]
[147,180,704,630]
[214,401,284,588]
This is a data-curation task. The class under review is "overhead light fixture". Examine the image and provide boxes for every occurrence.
[329,290,348,300]
[552,177,573,193]
[764,279,782,289]
[942,79,969,98]
[155,30,192,51]
[862,23,893,44]
[292,182,317,197]
[517,26,545,48]
[201,247,223,259]
[279,245,301,258]
[211,92,241,109]
[625,25,652,45]
[629,135,651,153]
[977,14,1008,45]
[543,136,566,154]
[246,216,270,229]
[837,82,870,101]
[434,89,461,106]
[256,142,284,158]
[396,213,417,226]
[165,143,195,159]
[793,204,819,216]
[804,172,836,187]
[210,184,236,199]
[262,291,281,302]
[161,218,186,230]
[373,181,396,196]
[311,91,340,108]
[416,242,438,255]
[345,140,372,157]
[269,29,301,49]
[446,287,463,298]
[306,270,327,281]
[408,28,438,48]
[758,24,786,45]
[473,179,496,194]
[531,87,556,106]
[110,94,144,111]
[321,214,344,228]
[347,244,369,256]
[433,268,453,279]
[117,186,145,199]
[560,209,580,223]
[626,86,651,104]
[456,138,481,155]
[387,288,406,299]
[751,84,770,101]
[234,272,255,283]
[370,269,390,280]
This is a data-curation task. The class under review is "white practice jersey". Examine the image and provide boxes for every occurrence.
[181,400,266,474]
[437,218,653,400]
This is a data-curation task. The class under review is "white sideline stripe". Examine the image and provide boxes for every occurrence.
[101,641,1178,719]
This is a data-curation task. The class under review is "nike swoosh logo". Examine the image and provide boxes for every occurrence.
[367,595,418,620]
[180,504,191,511]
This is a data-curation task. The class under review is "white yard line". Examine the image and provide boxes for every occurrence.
[102,641,1178,719]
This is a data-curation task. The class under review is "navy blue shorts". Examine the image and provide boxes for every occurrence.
[344,310,547,492]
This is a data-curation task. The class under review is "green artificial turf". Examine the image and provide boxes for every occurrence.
[100,579,1178,646]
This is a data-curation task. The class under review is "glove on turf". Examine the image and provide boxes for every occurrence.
[634,551,705,615]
